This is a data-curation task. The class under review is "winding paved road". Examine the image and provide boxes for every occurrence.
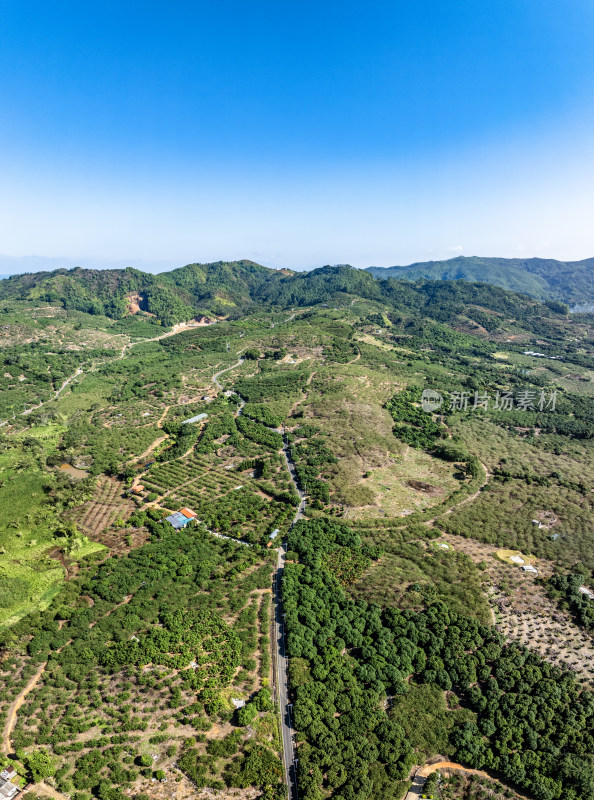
[212,358,245,391]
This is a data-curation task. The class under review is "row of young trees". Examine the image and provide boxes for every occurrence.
[290,429,337,504]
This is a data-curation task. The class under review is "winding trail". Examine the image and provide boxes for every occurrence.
[2,595,133,758]
[425,460,490,526]
[134,434,168,466]
[0,368,84,426]
[3,320,209,426]
[2,661,47,755]
[130,404,173,469]
[404,761,528,800]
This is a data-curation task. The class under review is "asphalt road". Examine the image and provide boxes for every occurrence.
[211,356,304,799]
[274,543,297,799]
[212,358,245,390]
[274,436,305,800]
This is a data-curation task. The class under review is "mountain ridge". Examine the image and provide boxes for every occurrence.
[366,255,594,304]
[3,251,592,306]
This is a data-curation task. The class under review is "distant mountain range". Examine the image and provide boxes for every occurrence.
[0,260,573,332]
[2,254,593,308]
[366,255,594,305]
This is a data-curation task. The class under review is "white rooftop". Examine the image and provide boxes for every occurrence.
[181,413,208,424]
[0,781,18,800]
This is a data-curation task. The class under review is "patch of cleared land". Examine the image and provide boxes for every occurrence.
[70,476,135,539]
[346,447,460,518]
[438,533,594,686]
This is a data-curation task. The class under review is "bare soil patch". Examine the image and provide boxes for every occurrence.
[407,480,444,496]
[438,533,594,686]
[70,476,135,543]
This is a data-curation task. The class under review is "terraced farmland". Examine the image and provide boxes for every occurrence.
[139,453,295,544]
[73,476,135,538]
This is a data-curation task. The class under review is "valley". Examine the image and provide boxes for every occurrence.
[0,263,592,800]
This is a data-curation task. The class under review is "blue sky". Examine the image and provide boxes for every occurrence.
[1,0,594,272]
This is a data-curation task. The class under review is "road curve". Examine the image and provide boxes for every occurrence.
[212,358,245,390]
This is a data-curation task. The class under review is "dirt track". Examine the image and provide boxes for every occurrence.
[34,781,71,800]
[1,661,47,755]
[405,761,528,800]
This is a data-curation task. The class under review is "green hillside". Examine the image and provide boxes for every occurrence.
[0,260,278,325]
[366,255,594,304]
[0,262,593,800]
[0,261,572,331]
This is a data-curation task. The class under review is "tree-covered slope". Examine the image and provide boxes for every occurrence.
[366,255,594,304]
[0,260,279,324]
[253,264,570,335]
[0,270,592,800]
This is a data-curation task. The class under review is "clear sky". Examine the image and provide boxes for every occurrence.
[1,0,594,273]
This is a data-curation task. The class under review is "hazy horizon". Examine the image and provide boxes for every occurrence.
[1,2,594,270]
[1,249,594,280]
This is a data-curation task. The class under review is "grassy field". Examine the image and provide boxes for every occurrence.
[450,416,593,484]
[353,537,492,624]
[0,427,104,629]
[439,478,594,571]
[389,682,476,760]
[346,446,460,517]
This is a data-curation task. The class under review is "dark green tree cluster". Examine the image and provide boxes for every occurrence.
[100,607,241,683]
[385,389,445,449]
[286,518,381,588]
[158,422,200,461]
[545,572,594,632]
[234,369,309,403]
[290,431,337,503]
[185,488,276,542]
[281,519,594,800]
[236,416,283,450]
[223,743,284,797]
[195,412,239,453]
[323,337,359,363]
[243,348,261,360]
[242,404,285,428]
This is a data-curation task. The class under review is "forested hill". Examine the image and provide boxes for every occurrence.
[256,264,569,322]
[0,260,279,326]
[0,261,570,331]
[366,255,594,304]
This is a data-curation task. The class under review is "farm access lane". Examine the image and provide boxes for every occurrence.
[211,352,305,800]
